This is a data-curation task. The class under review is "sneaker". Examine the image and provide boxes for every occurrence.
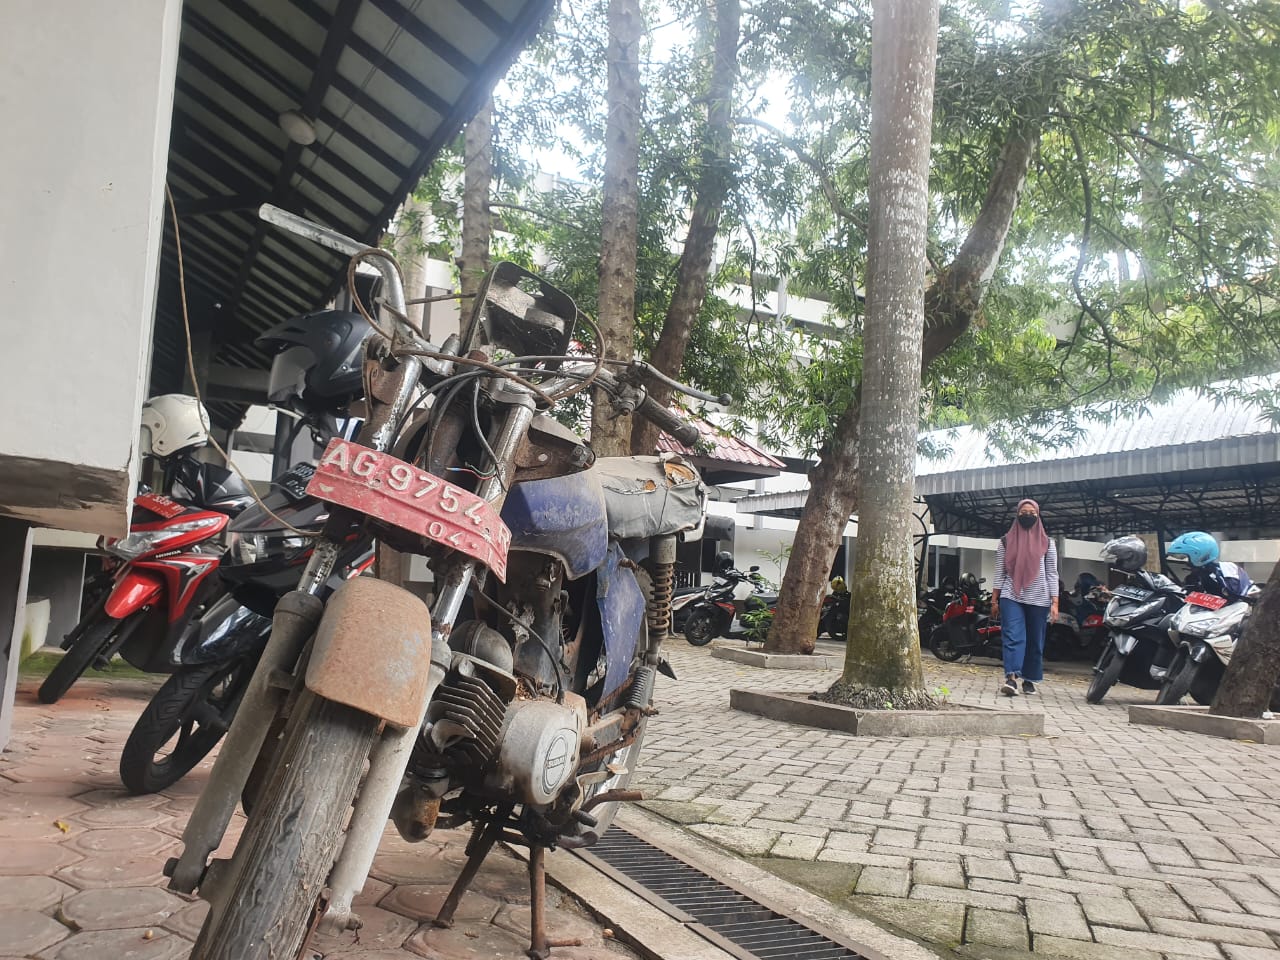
[1022,680,1037,695]
[1000,675,1019,697]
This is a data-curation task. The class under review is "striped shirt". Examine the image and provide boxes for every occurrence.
[994,537,1059,607]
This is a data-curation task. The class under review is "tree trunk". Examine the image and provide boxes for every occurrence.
[1210,560,1280,718]
[591,0,644,457]
[765,398,860,654]
[630,0,740,456]
[459,97,494,301]
[833,0,938,701]
[765,123,1039,655]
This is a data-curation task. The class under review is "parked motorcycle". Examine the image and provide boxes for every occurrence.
[1086,537,1185,704]
[118,462,376,794]
[1155,587,1257,705]
[1051,576,1110,661]
[37,400,254,704]
[682,565,777,646]
[930,574,1002,662]
[819,578,850,641]
[165,207,718,960]
[917,579,956,645]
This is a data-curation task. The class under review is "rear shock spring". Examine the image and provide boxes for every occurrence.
[647,561,674,644]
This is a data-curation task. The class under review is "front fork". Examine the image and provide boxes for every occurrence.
[166,369,539,932]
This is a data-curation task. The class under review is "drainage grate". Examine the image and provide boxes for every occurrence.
[582,827,868,960]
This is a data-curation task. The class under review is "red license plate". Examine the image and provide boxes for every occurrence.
[307,439,511,582]
[1185,591,1227,610]
[136,492,186,519]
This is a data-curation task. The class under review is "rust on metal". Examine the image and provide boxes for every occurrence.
[433,819,503,929]
[305,577,434,729]
[581,788,643,813]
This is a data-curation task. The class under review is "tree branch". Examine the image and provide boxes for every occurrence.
[735,115,866,228]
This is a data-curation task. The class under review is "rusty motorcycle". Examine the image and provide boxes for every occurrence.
[164,205,717,960]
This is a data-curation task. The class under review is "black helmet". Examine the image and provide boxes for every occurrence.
[1101,535,1147,573]
[959,572,981,598]
[257,310,374,410]
[714,550,734,574]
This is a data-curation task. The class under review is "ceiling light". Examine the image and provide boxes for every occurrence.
[278,109,317,146]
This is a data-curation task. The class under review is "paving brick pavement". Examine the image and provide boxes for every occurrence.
[0,676,639,960]
[634,641,1280,960]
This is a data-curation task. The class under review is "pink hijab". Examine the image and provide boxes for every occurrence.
[1004,498,1049,593]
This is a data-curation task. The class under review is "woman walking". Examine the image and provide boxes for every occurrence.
[990,499,1059,696]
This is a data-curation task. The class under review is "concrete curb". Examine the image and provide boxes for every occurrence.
[1129,704,1280,743]
[711,646,842,670]
[730,688,1045,737]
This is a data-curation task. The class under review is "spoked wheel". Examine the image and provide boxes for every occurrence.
[929,625,964,663]
[1155,651,1196,705]
[1086,645,1124,704]
[119,661,246,795]
[683,609,718,647]
[37,617,118,704]
[190,691,379,960]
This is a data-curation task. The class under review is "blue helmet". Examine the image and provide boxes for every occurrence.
[1166,531,1219,568]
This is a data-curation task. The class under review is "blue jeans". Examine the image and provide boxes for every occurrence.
[999,597,1049,683]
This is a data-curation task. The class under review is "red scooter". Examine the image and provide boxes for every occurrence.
[37,491,235,703]
[929,575,1003,662]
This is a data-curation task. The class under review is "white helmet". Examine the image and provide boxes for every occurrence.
[139,394,209,458]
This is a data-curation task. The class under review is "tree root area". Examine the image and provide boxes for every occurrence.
[815,679,937,711]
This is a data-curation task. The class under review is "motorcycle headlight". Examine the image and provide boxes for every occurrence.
[1178,618,1219,639]
[228,530,311,566]
[108,517,223,560]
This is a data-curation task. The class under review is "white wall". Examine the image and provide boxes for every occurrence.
[0,0,183,535]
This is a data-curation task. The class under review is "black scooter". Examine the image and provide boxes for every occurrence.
[118,462,374,794]
[1085,569,1185,704]
[681,567,777,646]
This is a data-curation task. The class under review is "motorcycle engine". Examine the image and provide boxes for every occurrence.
[408,621,586,809]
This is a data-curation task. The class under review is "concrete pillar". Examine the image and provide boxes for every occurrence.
[0,0,184,537]
[0,519,35,752]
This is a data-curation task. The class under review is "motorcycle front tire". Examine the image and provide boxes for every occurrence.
[119,661,242,795]
[684,609,719,646]
[37,617,117,704]
[190,691,379,960]
[929,625,965,663]
[1155,651,1196,706]
[1086,645,1124,704]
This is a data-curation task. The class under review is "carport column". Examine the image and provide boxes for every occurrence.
[0,520,35,752]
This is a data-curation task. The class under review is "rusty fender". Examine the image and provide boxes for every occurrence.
[305,577,437,729]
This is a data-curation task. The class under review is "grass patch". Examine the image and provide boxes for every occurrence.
[19,650,152,681]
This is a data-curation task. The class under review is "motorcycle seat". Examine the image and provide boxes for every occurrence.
[594,454,707,542]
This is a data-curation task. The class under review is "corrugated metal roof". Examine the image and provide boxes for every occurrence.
[916,375,1280,495]
[153,0,553,425]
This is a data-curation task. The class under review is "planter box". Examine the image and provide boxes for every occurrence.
[1128,704,1280,744]
[730,689,1044,738]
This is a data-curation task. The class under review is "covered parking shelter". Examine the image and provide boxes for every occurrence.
[917,378,1280,553]
[1,0,553,747]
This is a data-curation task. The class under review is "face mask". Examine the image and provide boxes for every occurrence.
[1018,515,1038,529]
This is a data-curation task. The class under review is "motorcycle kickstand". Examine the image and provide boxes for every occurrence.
[433,818,505,929]
[527,843,583,960]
